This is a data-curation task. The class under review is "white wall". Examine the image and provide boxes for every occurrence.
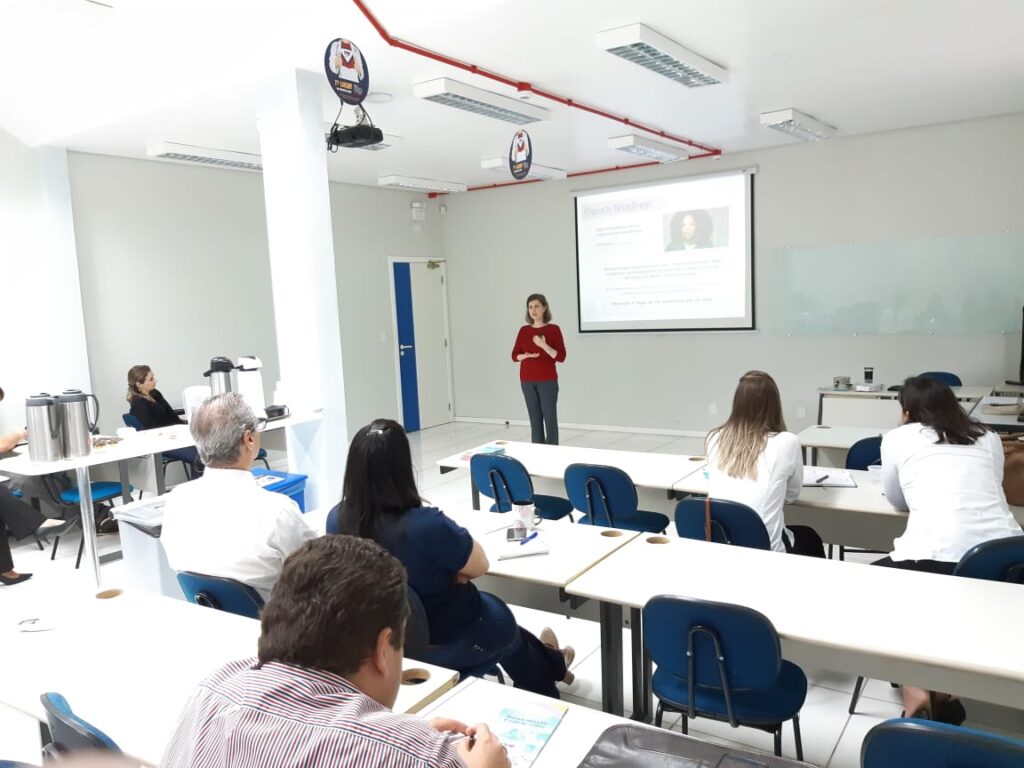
[67,153,281,435]
[0,127,91,434]
[442,113,1024,433]
[65,152,445,437]
[328,187,444,432]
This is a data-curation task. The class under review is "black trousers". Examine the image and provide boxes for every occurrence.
[873,556,957,576]
[783,524,826,558]
[0,486,45,572]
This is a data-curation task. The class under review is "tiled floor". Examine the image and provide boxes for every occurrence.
[2,420,1022,765]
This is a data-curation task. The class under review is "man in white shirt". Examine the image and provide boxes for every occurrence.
[160,393,317,601]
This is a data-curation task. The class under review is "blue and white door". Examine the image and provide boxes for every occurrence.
[392,260,452,432]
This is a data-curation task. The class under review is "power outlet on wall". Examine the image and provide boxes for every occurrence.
[708,402,718,416]
[796,405,807,419]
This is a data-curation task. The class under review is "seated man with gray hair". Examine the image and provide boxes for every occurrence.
[161,393,316,601]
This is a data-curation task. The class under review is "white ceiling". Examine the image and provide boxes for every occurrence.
[2,0,1023,188]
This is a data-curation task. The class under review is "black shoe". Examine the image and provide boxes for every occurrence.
[97,517,119,534]
[934,698,967,726]
[0,572,32,586]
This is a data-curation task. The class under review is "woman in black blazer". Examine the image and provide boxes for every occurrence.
[127,365,203,477]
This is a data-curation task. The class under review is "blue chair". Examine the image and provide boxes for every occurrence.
[40,476,130,570]
[643,595,806,759]
[176,571,265,619]
[123,413,192,482]
[954,535,1024,583]
[920,371,963,387]
[564,464,669,533]
[845,436,882,471]
[674,497,770,550]
[405,586,512,681]
[470,454,574,521]
[861,717,1024,767]
[40,692,121,758]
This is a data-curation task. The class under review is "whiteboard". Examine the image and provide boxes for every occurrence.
[772,234,1024,335]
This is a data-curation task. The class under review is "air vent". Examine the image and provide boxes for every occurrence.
[598,24,727,88]
[146,142,262,172]
[414,78,550,125]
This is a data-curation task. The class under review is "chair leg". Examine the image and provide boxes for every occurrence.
[51,535,60,561]
[75,536,85,569]
[792,714,803,761]
[774,726,782,757]
[654,701,664,728]
[849,676,865,714]
[679,714,688,734]
[828,543,834,559]
[839,545,846,561]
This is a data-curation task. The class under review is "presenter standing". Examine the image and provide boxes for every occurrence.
[511,294,566,445]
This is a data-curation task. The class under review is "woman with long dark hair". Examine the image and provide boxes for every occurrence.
[705,370,824,556]
[326,419,574,698]
[126,364,203,477]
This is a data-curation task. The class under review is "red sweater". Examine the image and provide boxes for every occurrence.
[511,323,566,382]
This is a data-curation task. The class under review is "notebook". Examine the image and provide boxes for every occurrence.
[497,534,550,560]
[802,467,857,488]
[460,442,507,461]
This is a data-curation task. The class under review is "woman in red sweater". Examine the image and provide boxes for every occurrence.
[511,294,566,444]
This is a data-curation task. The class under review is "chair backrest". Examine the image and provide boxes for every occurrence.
[861,717,1024,768]
[919,371,962,387]
[470,454,534,512]
[40,692,120,757]
[122,412,143,430]
[643,595,782,689]
[404,585,431,658]
[674,497,770,550]
[953,535,1024,584]
[176,571,265,619]
[564,463,638,527]
[845,436,882,471]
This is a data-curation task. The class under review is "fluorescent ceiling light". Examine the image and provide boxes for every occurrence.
[481,157,567,180]
[378,175,467,193]
[146,141,262,172]
[597,23,727,88]
[414,78,550,125]
[760,108,835,141]
[607,134,689,163]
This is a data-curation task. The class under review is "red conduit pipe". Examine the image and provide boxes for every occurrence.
[352,0,722,160]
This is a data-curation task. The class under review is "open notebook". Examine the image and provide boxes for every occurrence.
[497,534,550,560]
[802,467,857,488]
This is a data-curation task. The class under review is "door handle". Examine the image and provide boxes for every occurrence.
[399,344,414,350]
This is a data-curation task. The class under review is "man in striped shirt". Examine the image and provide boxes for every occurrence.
[161,536,509,768]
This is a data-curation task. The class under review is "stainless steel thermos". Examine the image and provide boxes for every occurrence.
[25,389,100,462]
[25,393,63,462]
[58,389,99,458]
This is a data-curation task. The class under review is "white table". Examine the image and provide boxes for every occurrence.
[818,386,990,430]
[0,412,320,585]
[565,534,1024,719]
[972,396,1024,432]
[2,589,458,766]
[796,424,889,466]
[673,465,1024,551]
[436,441,706,510]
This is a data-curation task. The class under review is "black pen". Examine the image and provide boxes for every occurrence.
[815,474,829,484]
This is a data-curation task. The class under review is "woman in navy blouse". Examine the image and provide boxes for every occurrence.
[327,419,574,698]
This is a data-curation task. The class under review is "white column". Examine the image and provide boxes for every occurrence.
[257,69,348,510]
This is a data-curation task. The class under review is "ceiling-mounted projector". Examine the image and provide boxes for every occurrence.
[327,123,384,150]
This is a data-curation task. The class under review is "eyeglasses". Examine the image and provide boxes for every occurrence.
[252,417,268,433]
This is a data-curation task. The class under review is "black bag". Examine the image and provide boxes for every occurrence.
[577,724,808,767]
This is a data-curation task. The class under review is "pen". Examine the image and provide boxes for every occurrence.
[815,475,829,484]
[520,531,539,546]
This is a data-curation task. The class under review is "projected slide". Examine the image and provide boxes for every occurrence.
[575,170,753,332]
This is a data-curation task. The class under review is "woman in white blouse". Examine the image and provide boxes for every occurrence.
[877,375,1022,722]
[706,371,824,557]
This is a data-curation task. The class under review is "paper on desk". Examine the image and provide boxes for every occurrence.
[802,467,857,488]
[497,535,550,560]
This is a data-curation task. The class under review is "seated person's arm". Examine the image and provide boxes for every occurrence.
[784,435,803,503]
[0,429,27,453]
[458,539,489,580]
[880,438,908,511]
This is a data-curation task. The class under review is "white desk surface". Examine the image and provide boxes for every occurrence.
[2,589,457,766]
[972,396,1024,429]
[421,677,646,768]
[0,412,321,477]
[443,507,640,588]
[436,440,707,491]
[818,386,991,401]
[797,425,890,450]
[565,534,1024,708]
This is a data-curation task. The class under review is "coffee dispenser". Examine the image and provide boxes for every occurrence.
[203,356,236,396]
[25,394,63,462]
[58,389,99,458]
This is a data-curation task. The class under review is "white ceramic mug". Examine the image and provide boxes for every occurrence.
[513,501,536,531]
